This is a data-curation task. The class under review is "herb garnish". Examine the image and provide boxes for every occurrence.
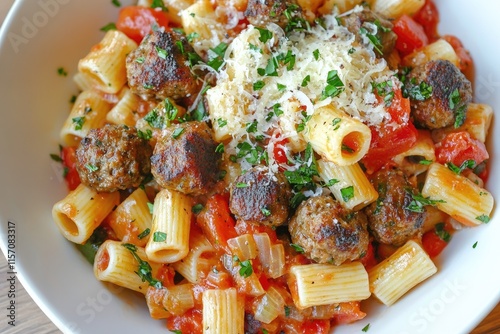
[122,243,162,288]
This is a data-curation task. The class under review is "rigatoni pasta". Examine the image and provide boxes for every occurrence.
[52,183,119,244]
[146,188,192,263]
[78,30,137,94]
[368,240,437,306]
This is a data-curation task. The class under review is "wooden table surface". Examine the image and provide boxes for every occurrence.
[0,1,499,333]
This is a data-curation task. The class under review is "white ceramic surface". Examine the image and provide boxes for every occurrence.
[0,1,498,333]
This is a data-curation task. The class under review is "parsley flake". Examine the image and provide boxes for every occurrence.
[138,228,150,240]
[172,127,185,139]
[153,232,167,242]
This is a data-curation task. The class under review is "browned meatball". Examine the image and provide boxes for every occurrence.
[244,0,294,29]
[229,167,292,227]
[364,167,424,246]
[151,121,221,196]
[405,59,472,129]
[288,195,369,265]
[75,124,153,192]
[340,8,397,58]
[126,29,201,101]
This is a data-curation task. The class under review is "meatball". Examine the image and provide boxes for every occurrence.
[288,195,369,265]
[75,124,153,192]
[363,166,424,246]
[244,0,295,29]
[229,167,292,227]
[151,121,221,196]
[405,59,472,129]
[126,29,201,101]
[340,8,397,58]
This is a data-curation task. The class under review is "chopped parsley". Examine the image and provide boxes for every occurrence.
[290,243,304,253]
[172,127,185,139]
[57,67,68,76]
[111,0,121,7]
[135,56,145,64]
[472,241,478,249]
[360,26,383,55]
[332,118,342,130]
[122,243,162,288]
[405,192,446,213]
[144,109,164,129]
[256,27,273,43]
[151,0,167,11]
[261,207,271,217]
[100,22,116,32]
[207,42,228,71]
[404,80,433,101]
[137,129,152,140]
[153,232,167,242]
[186,32,200,43]
[156,46,168,59]
[85,164,99,172]
[238,260,253,278]
[476,215,490,224]
[236,182,249,188]
[434,223,451,242]
[446,160,475,175]
[72,116,85,130]
[191,203,204,214]
[340,186,355,202]
[372,80,394,106]
[258,56,279,77]
[313,49,320,60]
[321,70,344,100]
[147,202,154,214]
[138,228,150,240]
[253,80,265,91]
[217,118,227,127]
[301,75,311,87]
[50,153,63,163]
[215,143,225,153]
[296,111,312,133]
[362,323,370,332]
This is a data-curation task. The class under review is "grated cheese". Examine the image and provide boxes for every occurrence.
[206,8,398,173]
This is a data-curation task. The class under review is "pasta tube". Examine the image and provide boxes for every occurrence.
[78,30,137,94]
[60,89,111,146]
[146,188,192,263]
[94,240,162,295]
[202,288,245,334]
[421,163,494,226]
[289,262,370,309]
[317,159,378,210]
[52,184,119,244]
[368,240,437,306]
[105,188,152,247]
[305,105,371,166]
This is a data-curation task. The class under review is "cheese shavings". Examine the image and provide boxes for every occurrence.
[206,10,397,173]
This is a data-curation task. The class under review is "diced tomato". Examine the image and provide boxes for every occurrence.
[359,241,377,270]
[166,308,203,334]
[61,146,81,190]
[331,301,366,325]
[116,6,170,44]
[393,14,429,57]
[413,0,440,42]
[435,131,489,170]
[273,137,290,167]
[422,223,452,258]
[196,194,238,253]
[156,264,176,287]
[442,35,474,75]
[301,319,331,334]
[362,88,418,174]
[234,219,278,243]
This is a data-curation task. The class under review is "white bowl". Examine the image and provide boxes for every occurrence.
[0,1,498,333]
